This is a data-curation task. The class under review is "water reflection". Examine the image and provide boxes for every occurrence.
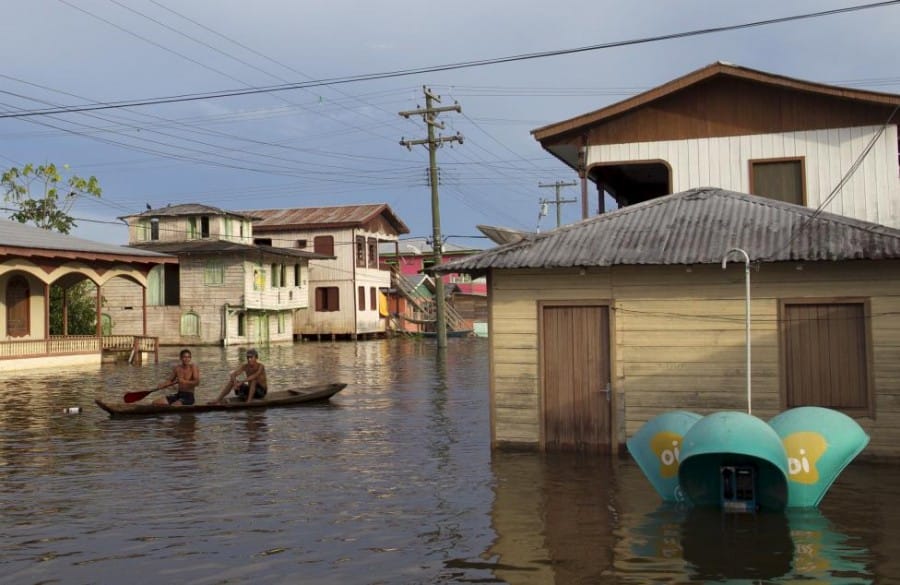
[1,340,898,584]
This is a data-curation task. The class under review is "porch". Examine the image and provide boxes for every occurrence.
[0,335,160,365]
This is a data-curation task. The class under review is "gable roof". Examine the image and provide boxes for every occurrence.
[0,218,174,262]
[248,203,410,235]
[119,203,256,221]
[432,187,900,273]
[532,61,900,143]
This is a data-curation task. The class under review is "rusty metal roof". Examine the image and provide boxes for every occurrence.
[432,188,900,273]
[248,203,410,235]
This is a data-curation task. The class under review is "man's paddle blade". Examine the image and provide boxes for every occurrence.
[123,390,154,403]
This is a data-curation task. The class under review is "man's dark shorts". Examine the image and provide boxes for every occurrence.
[166,391,195,405]
[235,382,267,400]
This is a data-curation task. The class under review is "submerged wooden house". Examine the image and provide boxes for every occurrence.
[432,188,900,458]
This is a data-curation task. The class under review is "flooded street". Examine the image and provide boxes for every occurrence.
[2,337,900,584]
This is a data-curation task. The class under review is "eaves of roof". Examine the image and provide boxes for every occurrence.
[432,187,900,273]
[531,61,900,142]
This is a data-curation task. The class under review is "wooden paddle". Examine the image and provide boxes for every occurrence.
[123,386,167,403]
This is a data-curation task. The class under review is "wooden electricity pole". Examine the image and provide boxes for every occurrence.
[539,180,578,228]
[400,86,463,349]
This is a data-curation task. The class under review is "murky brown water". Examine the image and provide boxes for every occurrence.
[1,338,898,584]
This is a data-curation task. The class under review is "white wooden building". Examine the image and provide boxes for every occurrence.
[249,204,409,339]
[532,61,900,228]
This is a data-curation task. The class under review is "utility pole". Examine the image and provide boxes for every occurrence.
[400,86,463,349]
[539,180,578,228]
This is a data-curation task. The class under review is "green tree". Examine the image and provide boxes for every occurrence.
[2,163,104,334]
[1,162,101,234]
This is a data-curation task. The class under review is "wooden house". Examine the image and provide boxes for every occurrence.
[115,204,331,346]
[248,204,409,339]
[532,61,900,227]
[433,188,900,458]
[0,218,173,370]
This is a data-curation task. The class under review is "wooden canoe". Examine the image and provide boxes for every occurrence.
[95,383,346,417]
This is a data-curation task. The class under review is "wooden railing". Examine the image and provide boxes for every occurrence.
[0,335,159,362]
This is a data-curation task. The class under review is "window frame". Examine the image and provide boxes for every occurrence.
[749,157,806,206]
[778,297,874,418]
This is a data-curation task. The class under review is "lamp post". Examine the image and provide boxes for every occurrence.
[721,248,752,415]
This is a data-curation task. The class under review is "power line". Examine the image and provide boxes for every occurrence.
[4,1,898,119]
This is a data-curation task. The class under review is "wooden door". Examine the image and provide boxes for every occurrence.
[6,276,30,338]
[541,304,611,452]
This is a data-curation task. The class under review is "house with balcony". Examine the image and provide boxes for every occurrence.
[248,204,409,339]
[114,204,332,346]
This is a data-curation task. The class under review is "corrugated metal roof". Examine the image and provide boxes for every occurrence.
[130,240,333,259]
[249,203,410,234]
[119,203,255,220]
[0,218,172,258]
[433,188,900,273]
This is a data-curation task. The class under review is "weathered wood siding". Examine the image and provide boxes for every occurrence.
[586,124,900,227]
[489,261,900,458]
[260,226,393,336]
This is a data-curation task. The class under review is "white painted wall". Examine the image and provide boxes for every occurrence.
[587,124,900,227]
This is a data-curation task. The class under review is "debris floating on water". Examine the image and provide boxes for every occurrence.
[63,407,82,414]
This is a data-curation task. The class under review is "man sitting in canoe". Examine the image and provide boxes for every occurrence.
[153,348,200,406]
[210,348,268,403]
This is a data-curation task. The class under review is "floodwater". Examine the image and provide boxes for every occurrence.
[2,338,899,584]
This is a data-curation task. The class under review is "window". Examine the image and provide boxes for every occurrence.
[200,216,210,238]
[180,312,200,337]
[356,236,366,267]
[253,268,265,291]
[6,275,29,337]
[314,236,334,256]
[271,263,280,288]
[203,260,224,285]
[294,263,302,286]
[237,313,246,336]
[188,217,197,239]
[255,238,273,246]
[750,158,805,205]
[358,286,365,310]
[224,217,232,238]
[136,220,149,241]
[296,239,307,249]
[101,313,113,336]
[370,287,377,311]
[368,238,378,268]
[150,218,160,241]
[315,287,340,311]
[780,300,871,416]
[277,312,286,334]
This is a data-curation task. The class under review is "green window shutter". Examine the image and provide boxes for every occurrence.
[204,260,224,285]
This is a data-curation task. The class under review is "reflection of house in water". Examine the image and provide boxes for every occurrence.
[486,454,877,583]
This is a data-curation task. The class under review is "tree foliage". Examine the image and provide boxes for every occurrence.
[1,163,101,234]
[2,163,103,335]
[49,282,99,335]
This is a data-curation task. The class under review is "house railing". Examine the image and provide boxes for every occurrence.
[0,335,159,362]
